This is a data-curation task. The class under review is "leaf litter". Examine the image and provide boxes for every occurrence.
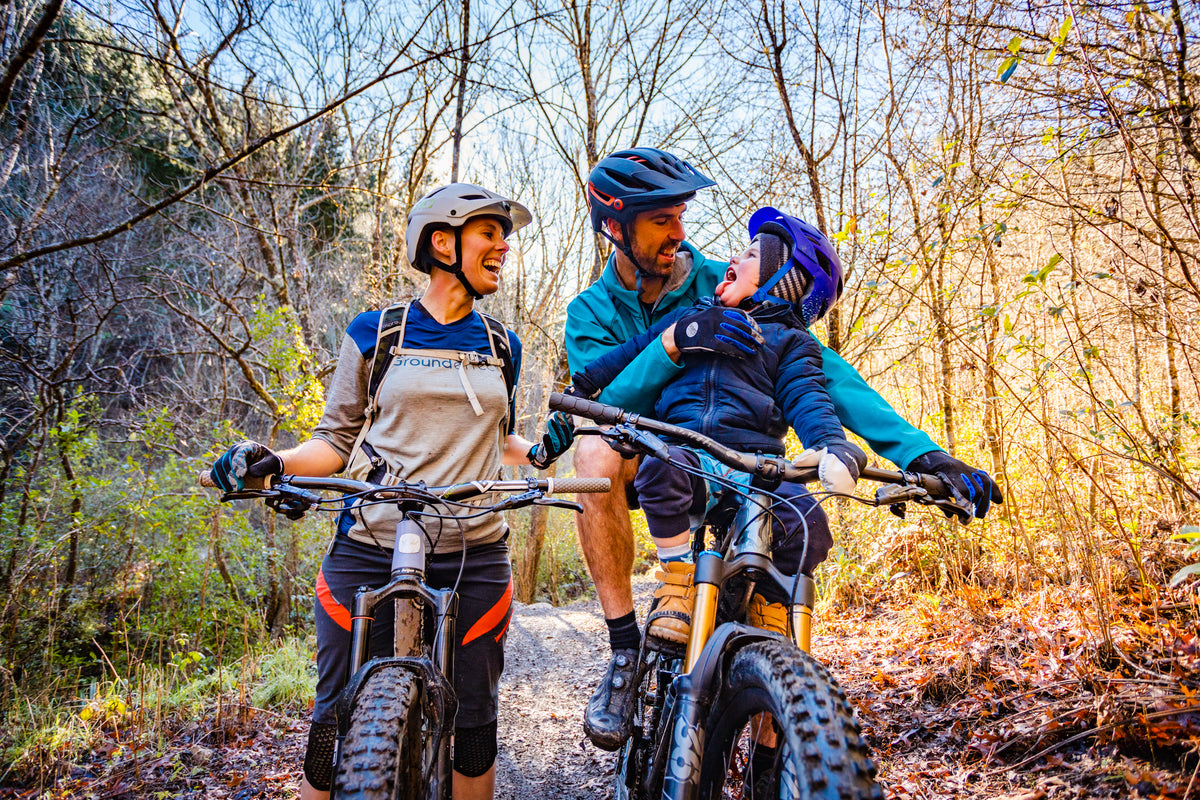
[1,574,1196,798]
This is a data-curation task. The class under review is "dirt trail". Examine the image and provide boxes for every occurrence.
[494,575,656,800]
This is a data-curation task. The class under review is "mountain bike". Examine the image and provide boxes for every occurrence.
[549,391,962,800]
[202,470,610,800]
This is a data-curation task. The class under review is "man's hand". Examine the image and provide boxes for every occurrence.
[908,450,1003,523]
[671,306,764,360]
[528,411,576,470]
[210,440,284,492]
[813,440,866,495]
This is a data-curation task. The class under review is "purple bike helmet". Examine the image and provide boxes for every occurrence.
[587,148,715,276]
[747,206,845,326]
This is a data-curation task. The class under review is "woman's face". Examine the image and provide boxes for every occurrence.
[432,216,510,295]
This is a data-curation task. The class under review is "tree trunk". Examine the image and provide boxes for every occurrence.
[516,460,558,604]
[450,0,471,182]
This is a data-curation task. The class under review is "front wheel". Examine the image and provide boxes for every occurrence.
[698,639,881,800]
[333,666,424,800]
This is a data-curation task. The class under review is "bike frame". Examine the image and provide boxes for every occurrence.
[548,390,955,800]
[653,488,816,800]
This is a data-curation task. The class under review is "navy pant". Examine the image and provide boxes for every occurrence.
[633,446,833,575]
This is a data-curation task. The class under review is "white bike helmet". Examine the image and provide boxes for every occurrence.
[406,183,532,297]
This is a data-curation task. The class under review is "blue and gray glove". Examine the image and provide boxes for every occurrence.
[210,440,284,492]
[673,305,764,360]
[908,450,1003,523]
[528,411,576,470]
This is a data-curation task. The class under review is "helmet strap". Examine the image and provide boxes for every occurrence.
[446,226,484,300]
[751,261,791,304]
[600,220,658,291]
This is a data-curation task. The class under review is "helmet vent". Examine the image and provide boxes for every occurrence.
[815,252,836,278]
[608,171,656,192]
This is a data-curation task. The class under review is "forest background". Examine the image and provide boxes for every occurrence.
[0,0,1197,793]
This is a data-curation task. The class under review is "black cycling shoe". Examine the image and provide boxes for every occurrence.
[583,647,639,751]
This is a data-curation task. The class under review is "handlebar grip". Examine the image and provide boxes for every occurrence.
[549,392,628,425]
[547,478,611,494]
[198,469,269,492]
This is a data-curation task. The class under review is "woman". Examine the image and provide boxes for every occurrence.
[208,184,574,800]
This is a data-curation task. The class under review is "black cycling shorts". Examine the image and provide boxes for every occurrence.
[312,533,512,728]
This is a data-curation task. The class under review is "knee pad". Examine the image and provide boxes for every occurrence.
[303,721,338,792]
[454,719,498,778]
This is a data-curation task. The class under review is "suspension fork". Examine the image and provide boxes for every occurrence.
[684,552,724,672]
[348,517,432,676]
[790,573,816,653]
[650,549,713,800]
[730,488,817,652]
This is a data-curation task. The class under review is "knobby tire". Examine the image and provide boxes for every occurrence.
[333,666,424,800]
[698,639,881,800]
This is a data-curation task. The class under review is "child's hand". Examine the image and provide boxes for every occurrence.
[813,440,866,495]
[672,306,764,360]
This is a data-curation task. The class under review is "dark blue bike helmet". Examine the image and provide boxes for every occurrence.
[747,206,845,326]
[587,148,715,277]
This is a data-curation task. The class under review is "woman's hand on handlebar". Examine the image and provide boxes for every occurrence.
[210,440,283,492]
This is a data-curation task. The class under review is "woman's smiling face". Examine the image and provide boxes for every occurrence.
[715,239,762,307]
[433,216,510,295]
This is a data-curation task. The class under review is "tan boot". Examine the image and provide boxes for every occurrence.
[747,593,789,638]
[646,561,696,644]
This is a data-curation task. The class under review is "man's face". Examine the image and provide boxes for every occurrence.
[612,204,687,277]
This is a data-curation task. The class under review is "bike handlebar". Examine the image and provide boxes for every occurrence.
[549,392,951,499]
[199,470,611,508]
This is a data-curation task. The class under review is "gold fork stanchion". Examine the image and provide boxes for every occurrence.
[685,553,725,672]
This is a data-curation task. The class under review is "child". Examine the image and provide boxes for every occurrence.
[571,207,864,644]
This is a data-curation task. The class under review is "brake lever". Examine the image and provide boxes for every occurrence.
[875,484,929,505]
[218,489,276,502]
[598,424,672,461]
[875,483,929,520]
[599,426,643,460]
[492,489,541,512]
[265,484,321,520]
[533,497,584,513]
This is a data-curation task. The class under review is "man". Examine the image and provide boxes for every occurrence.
[565,147,1003,751]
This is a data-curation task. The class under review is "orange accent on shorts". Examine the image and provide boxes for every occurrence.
[493,613,512,642]
[462,578,513,646]
[317,568,352,631]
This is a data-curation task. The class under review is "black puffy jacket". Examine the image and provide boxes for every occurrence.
[575,297,848,455]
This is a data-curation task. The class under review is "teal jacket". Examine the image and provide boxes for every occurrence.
[564,242,941,469]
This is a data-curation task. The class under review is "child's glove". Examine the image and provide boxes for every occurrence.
[673,306,764,359]
[802,440,866,495]
[210,440,284,492]
[528,411,575,469]
[907,451,1002,522]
